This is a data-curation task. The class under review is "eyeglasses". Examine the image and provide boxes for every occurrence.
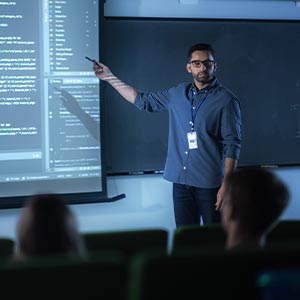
[189,59,214,68]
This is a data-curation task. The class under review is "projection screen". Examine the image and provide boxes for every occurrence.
[0,0,106,208]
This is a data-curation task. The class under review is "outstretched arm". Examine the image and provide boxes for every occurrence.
[92,60,138,104]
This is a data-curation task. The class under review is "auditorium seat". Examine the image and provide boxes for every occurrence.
[128,246,300,300]
[171,224,226,254]
[0,238,15,258]
[128,249,256,300]
[83,228,169,259]
[0,251,127,298]
[266,220,300,247]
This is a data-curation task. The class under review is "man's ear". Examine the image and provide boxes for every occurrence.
[213,62,218,73]
[186,63,192,73]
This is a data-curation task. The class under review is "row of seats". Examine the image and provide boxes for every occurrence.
[129,245,300,300]
[0,251,127,297]
[1,219,300,258]
[1,239,300,298]
[0,220,300,298]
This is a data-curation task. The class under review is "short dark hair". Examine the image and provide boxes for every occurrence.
[224,168,290,236]
[187,43,215,61]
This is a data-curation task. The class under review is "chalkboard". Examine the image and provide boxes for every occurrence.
[102,18,300,174]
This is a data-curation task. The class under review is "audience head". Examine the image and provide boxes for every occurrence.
[16,193,86,259]
[221,167,290,250]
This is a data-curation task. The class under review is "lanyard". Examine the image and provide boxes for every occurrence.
[190,90,209,131]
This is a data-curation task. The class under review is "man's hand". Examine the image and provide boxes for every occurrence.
[216,158,237,210]
[93,61,114,81]
[215,183,225,211]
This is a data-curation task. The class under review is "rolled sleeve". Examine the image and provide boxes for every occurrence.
[134,90,170,112]
[221,98,242,160]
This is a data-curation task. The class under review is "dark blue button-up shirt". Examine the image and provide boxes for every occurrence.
[134,77,242,188]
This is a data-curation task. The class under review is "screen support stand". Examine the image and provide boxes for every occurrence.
[106,193,126,202]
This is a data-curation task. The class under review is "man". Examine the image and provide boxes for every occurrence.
[92,43,241,227]
[221,167,290,250]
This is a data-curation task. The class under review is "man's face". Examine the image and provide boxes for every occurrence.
[186,50,216,85]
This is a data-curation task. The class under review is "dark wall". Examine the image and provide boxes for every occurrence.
[102,18,300,174]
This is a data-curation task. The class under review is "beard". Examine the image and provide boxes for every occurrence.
[194,72,213,84]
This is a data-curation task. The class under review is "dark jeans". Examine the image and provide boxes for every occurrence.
[173,183,221,227]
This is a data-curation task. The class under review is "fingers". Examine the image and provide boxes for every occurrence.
[93,60,103,69]
[216,199,224,211]
[93,60,102,67]
[91,61,113,81]
[93,62,104,74]
[215,196,222,211]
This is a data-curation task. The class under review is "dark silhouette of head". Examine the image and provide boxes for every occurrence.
[221,168,290,250]
[17,194,86,258]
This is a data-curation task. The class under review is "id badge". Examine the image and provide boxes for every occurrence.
[187,131,198,149]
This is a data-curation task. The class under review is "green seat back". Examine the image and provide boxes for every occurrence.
[129,246,300,300]
[83,229,168,258]
[267,220,300,246]
[0,238,14,258]
[171,224,226,253]
[0,251,127,298]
